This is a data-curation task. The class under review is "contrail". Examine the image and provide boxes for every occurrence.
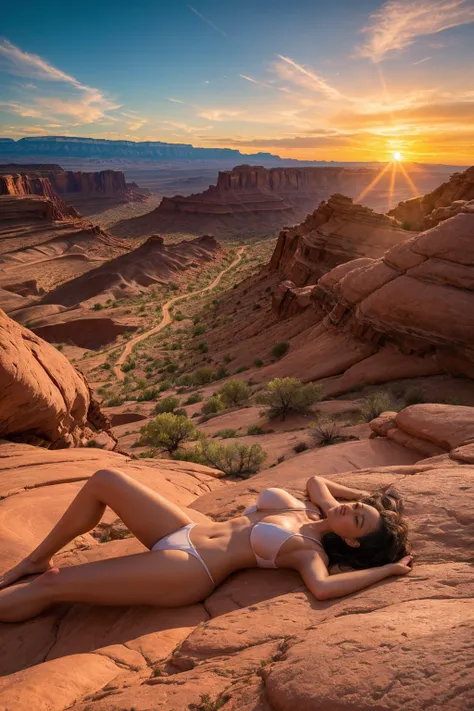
[188,5,227,37]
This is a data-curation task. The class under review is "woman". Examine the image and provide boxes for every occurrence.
[0,468,413,622]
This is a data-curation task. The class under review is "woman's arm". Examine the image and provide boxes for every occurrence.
[306,476,370,516]
[297,552,413,601]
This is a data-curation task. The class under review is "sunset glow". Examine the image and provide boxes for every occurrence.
[1,1,473,164]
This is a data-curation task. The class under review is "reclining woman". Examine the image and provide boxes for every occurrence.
[0,469,413,622]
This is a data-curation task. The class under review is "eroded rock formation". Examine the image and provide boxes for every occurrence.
[389,165,474,229]
[0,309,114,448]
[270,193,408,286]
[111,165,391,240]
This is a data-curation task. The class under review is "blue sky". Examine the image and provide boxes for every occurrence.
[1,0,474,163]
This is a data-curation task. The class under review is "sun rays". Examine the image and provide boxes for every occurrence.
[355,157,419,207]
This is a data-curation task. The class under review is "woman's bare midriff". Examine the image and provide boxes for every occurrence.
[188,506,323,585]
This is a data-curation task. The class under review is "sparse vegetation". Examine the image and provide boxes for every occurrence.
[104,395,124,407]
[137,387,160,402]
[272,341,290,359]
[257,378,323,419]
[360,391,393,422]
[199,441,267,477]
[201,395,225,416]
[121,358,136,373]
[254,358,264,367]
[138,413,197,454]
[217,380,251,407]
[293,441,309,453]
[215,428,238,438]
[192,367,214,385]
[247,424,264,436]
[184,392,203,405]
[92,303,103,311]
[310,416,343,446]
[154,395,180,414]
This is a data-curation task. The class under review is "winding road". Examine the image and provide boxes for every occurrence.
[113,246,246,381]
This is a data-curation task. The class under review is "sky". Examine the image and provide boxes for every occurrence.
[1,0,474,164]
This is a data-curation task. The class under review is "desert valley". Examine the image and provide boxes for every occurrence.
[1,1,474,709]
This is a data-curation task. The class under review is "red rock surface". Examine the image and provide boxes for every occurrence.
[389,164,474,229]
[40,234,223,307]
[1,404,473,710]
[0,309,114,447]
[270,193,407,290]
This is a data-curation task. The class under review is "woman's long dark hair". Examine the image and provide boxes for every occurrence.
[321,486,410,569]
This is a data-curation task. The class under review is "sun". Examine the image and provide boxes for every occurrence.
[392,151,403,162]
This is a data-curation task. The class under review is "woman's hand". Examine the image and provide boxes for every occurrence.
[388,555,413,576]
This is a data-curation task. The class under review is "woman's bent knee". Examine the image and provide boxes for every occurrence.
[90,468,126,489]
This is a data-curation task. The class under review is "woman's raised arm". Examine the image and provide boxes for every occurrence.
[297,551,413,601]
[306,476,370,516]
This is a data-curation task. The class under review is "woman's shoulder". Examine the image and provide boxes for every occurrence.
[250,487,313,511]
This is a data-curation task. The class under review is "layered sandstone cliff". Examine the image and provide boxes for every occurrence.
[270,193,408,286]
[112,165,387,240]
[389,165,474,229]
[0,172,79,219]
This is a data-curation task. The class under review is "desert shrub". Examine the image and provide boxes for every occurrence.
[201,395,225,416]
[293,441,309,453]
[154,395,180,414]
[257,378,323,419]
[184,392,203,405]
[193,367,214,385]
[200,441,267,477]
[223,355,233,364]
[176,374,193,387]
[101,362,111,370]
[121,358,136,373]
[92,303,103,311]
[198,342,208,354]
[104,395,124,407]
[404,387,426,406]
[56,343,64,351]
[158,379,171,392]
[173,447,206,465]
[193,324,207,337]
[254,358,264,367]
[360,391,393,422]
[137,387,160,402]
[214,366,229,380]
[217,380,251,407]
[310,417,343,446]
[166,363,179,373]
[215,428,238,439]
[272,342,290,359]
[247,424,264,436]
[138,413,196,454]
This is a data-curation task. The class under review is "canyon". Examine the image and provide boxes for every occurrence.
[0,161,473,711]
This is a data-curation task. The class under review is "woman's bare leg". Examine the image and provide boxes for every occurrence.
[0,468,193,589]
[0,548,215,623]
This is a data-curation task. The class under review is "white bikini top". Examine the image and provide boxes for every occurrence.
[244,489,324,569]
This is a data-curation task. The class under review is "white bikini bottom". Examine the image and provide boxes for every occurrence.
[151,523,216,586]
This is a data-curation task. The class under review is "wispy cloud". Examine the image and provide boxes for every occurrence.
[357,0,474,62]
[188,5,227,37]
[239,74,272,89]
[167,97,185,104]
[275,55,343,100]
[197,108,243,121]
[413,56,432,64]
[0,38,120,124]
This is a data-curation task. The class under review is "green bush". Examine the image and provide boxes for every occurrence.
[166,363,179,373]
[310,417,342,446]
[198,342,208,354]
[193,324,207,337]
[200,441,267,478]
[176,374,193,387]
[293,441,309,453]
[121,358,136,373]
[92,303,103,311]
[257,378,323,419]
[214,366,229,381]
[184,392,203,405]
[254,358,264,367]
[201,395,225,416]
[137,387,160,402]
[217,380,251,407]
[404,387,426,406]
[154,395,180,414]
[158,379,171,392]
[215,428,238,439]
[247,424,264,436]
[272,342,290,359]
[192,367,214,385]
[139,413,197,454]
[223,355,232,364]
[360,392,393,422]
[104,395,124,407]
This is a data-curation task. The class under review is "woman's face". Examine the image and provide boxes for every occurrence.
[327,502,381,544]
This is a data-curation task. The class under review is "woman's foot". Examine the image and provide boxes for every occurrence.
[0,568,59,623]
[0,556,54,590]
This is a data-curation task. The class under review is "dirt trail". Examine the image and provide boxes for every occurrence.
[114,246,246,381]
